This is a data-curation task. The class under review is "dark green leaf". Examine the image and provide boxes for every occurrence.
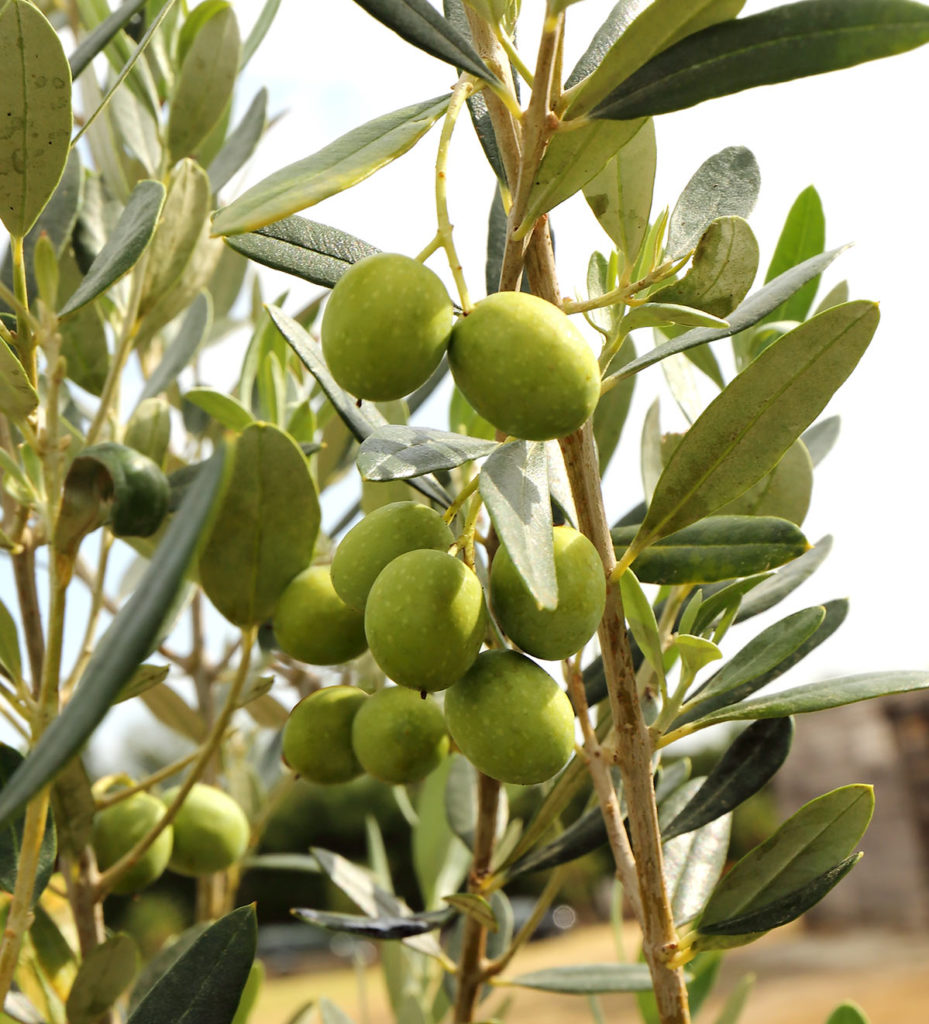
[0,0,72,238]
[611,515,809,585]
[212,95,450,235]
[666,148,760,259]
[226,215,379,288]
[662,719,793,840]
[66,933,139,1024]
[168,2,241,163]
[699,853,860,941]
[590,0,929,121]
[357,425,498,481]
[0,745,57,904]
[608,247,847,382]
[127,906,256,1024]
[69,0,148,79]
[762,185,826,325]
[199,423,320,626]
[267,305,450,506]
[735,534,832,622]
[58,180,166,317]
[679,599,847,728]
[480,441,557,610]
[656,216,758,316]
[129,922,211,1014]
[350,0,498,84]
[138,291,212,404]
[292,906,453,939]
[208,88,268,194]
[801,415,840,467]
[696,671,929,727]
[690,606,826,702]
[506,964,655,993]
[625,302,879,556]
[0,449,227,832]
[690,575,769,635]
[507,804,608,880]
[695,784,872,943]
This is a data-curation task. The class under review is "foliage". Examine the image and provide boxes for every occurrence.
[0,2,926,1024]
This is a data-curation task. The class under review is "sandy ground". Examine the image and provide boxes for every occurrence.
[254,922,929,1023]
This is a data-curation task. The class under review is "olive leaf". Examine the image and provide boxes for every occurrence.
[212,95,450,236]
[357,425,499,481]
[504,964,655,994]
[761,185,826,326]
[291,906,453,939]
[66,933,139,1024]
[0,746,57,906]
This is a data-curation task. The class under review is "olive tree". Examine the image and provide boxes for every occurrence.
[0,2,928,1024]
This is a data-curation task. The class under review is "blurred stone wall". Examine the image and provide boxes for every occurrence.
[773,698,929,929]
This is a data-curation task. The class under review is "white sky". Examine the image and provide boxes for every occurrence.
[229,0,929,683]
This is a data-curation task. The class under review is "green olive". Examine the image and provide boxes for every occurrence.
[364,549,486,692]
[491,525,606,660]
[444,650,575,785]
[282,686,367,784]
[92,790,174,895]
[448,292,600,441]
[351,687,449,783]
[273,565,368,665]
[330,501,455,610]
[162,783,250,877]
[321,253,454,400]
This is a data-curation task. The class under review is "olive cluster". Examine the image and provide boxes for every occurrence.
[91,782,250,895]
[274,253,607,790]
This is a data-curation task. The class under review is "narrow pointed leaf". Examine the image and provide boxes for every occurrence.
[208,88,268,194]
[564,0,652,89]
[697,784,873,933]
[697,671,929,727]
[594,338,637,475]
[663,718,793,840]
[667,148,760,259]
[58,180,166,317]
[0,449,226,831]
[700,852,860,940]
[127,906,256,1024]
[184,386,253,432]
[677,599,847,729]
[358,425,498,481]
[618,567,664,678]
[167,2,241,163]
[735,534,832,622]
[291,906,452,939]
[212,95,450,235]
[0,601,22,682]
[608,247,847,382]
[696,606,825,702]
[762,186,826,325]
[0,0,72,238]
[240,0,282,68]
[226,215,379,288]
[351,0,497,84]
[268,305,450,506]
[691,575,770,634]
[506,964,655,994]
[69,0,148,79]
[801,416,840,467]
[590,0,929,121]
[0,746,57,905]
[480,441,557,610]
[507,804,609,880]
[628,301,879,555]
[612,515,808,585]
